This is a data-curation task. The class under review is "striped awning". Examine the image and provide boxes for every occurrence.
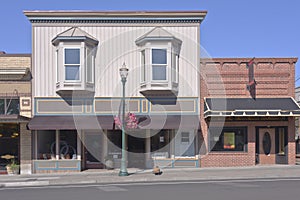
[204,97,300,118]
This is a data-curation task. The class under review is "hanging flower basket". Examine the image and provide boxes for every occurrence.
[114,112,138,130]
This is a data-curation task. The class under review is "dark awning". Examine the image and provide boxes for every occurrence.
[27,116,115,130]
[27,115,200,130]
[204,97,300,118]
[137,115,200,130]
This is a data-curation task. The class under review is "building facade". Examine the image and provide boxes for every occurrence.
[0,52,32,174]
[25,11,206,173]
[23,10,300,173]
[200,58,299,167]
[295,86,300,159]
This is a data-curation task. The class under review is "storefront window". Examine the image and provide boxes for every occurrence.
[60,130,77,159]
[210,127,247,152]
[37,130,55,160]
[37,130,77,160]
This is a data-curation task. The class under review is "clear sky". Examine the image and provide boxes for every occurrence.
[1,0,299,85]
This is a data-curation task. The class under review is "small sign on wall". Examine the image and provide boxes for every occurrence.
[160,136,164,143]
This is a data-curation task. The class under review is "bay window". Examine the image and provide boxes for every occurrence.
[52,27,98,96]
[136,27,182,96]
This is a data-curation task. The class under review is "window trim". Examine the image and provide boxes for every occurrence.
[85,47,94,84]
[140,49,146,83]
[55,49,59,83]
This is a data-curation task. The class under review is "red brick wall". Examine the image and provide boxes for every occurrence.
[200,58,298,167]
[200,58,297,98]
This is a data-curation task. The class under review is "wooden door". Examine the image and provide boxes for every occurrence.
[259,128,276,165]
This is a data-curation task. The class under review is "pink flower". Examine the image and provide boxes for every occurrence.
[114,112,138,129]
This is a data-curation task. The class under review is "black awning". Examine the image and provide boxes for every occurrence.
[204,97,300,118]
[27,116,114,130]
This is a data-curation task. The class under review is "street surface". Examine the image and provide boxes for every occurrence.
[0,178,299,200]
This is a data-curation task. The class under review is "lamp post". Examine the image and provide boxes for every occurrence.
[119,62,129,176]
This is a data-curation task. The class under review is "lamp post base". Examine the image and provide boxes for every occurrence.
[119,171,129,176]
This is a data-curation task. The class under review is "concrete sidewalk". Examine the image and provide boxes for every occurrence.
[1,165,300,188]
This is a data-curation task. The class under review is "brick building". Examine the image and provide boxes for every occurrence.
[0,52,32,174]
[200,58,299,167]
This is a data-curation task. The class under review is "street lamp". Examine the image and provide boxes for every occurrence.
[119,62,129,176]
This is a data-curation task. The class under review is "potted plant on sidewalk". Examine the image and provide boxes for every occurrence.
[6,159,20,175]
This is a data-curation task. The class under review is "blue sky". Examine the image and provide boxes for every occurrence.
[1,0,300,84]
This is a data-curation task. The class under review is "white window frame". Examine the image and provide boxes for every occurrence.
[55,49,59,83]
[171,52,179,84]
[85,46,95,84]
[63,47,81,82]
[140,49,146,83]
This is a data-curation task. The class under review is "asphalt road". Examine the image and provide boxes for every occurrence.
[1,178,300,200]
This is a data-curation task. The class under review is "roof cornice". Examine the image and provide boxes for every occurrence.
[23,10,207,24]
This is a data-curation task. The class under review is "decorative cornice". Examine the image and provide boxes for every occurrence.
[24,10,207,24]
[200,58,298,65]
[28,18,203,24]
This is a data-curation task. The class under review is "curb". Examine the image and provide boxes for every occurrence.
[1,181,49,188]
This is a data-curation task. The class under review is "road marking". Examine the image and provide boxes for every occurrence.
[97,186,127,192]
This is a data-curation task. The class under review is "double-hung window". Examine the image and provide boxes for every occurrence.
[64,48,80,81]
[152,49,167,81]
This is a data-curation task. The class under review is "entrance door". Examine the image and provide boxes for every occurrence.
[258,128,276,165]
[127,135,145,168]
[84,132,103,169]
